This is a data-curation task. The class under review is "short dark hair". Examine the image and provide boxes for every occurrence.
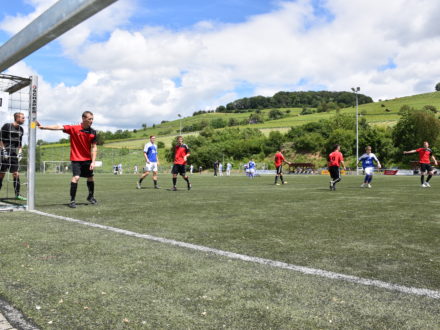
[332,144,340,151]
[82,111,93,118]
[14,112,24,121]
[150,135,155,139]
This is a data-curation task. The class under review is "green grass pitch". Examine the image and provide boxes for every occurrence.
[1,173,439,329]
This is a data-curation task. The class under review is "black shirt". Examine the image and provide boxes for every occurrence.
[1,123,24,153]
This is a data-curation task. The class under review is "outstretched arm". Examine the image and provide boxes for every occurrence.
[403,150,417,154]
[36,121,64,130]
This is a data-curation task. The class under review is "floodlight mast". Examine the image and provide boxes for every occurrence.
[351,87,360,175]
[0,0,119,72]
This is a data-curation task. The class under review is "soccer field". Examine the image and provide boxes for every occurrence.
[1,173,439,329]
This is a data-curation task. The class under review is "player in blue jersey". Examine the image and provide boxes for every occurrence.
[248,159,256,178]
[137,136,159,189]
[357,146,381,188]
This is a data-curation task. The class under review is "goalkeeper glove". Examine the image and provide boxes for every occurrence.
[0,148,9,160]
[18,152,23,162]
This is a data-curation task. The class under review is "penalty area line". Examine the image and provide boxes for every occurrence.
[31,209,440,300]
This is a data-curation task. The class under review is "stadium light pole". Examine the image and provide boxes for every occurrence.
[351,87,360,175]
[178,114,182,135]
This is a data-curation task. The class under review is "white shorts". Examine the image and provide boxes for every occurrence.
[364,167,374,175]
[144,162,158,172]
[249,168,255,174]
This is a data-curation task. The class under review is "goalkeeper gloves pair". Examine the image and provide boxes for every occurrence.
[0,149,22,161]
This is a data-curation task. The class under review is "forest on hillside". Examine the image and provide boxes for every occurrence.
[193,91,373,115]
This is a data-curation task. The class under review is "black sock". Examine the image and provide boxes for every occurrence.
[154,179,157,187]
[0,178,3,190]
[274,176,278,184]
[280,175,284,183]
[87,181,94,197]
[183,177,190,186]
[13,177,20,196]
[427,175,432,182]
[421,175,425,184]
[139,178,144,184]
[70,182,78,201]
[172,177,177,187]
[334,178,341,185]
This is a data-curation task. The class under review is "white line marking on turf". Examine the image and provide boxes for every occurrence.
[31,210,440,300]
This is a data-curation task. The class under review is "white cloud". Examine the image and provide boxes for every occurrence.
[3,0,440,139]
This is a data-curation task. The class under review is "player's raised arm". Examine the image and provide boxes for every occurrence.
[403,149,417,154]
[36,121,64,130]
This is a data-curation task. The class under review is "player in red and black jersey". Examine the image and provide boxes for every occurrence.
[37,111,98,207]
[404,141,438,187]
[171,136,191,191]
[274,147,291,185]
[328,144,346,191]
[0,112,26,200]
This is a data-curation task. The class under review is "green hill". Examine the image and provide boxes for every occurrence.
[38,91,440,171]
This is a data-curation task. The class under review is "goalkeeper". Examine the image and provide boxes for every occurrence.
[0,112,26,200]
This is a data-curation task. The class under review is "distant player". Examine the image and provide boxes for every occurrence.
[38,111,98,208]
[172,136,191,191]
[274,147,292,185]
[404,141,438,187]
[137,135,159,189]
[328,144,346,191]
[248,159,256,178]
[226,162,232,176]
[0,112,26,200]
[357,146,381,188]
[219,162,223,176]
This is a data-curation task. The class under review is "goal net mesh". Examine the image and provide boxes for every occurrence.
[0,74,32,211]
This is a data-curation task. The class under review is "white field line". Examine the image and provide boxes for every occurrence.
[32,210,440,300]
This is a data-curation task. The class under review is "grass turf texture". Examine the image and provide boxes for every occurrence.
[1,174,439,328]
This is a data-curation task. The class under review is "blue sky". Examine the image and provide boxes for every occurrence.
[1,0,440,135]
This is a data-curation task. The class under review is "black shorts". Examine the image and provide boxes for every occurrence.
[420,163,433,173]
[171,164,186,175]
[329,166,340,181]
[0,153,20,173]
[276,165,283,175]
[72,161,94,178]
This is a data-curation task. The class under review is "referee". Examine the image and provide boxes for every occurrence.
[37,111,98,208]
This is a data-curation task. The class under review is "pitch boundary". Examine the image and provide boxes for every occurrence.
[31,210,440,300]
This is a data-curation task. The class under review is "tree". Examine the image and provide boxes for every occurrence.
[268,109,285,120]
[435,82,440,91]
[392,109,440,158]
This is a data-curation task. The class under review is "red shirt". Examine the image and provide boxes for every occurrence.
[274,152,285,167]
[328,151,344,167]
[63,124,97,161]
[416,148,433,164]
[174,143,190,165]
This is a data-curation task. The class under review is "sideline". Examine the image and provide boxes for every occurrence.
[32,209,440,300]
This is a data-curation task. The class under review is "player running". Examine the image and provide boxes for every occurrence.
[137,135,159,189]
[403,141,438,187]
[357,146,381,188]
[37,111,98,208]
[172,136,191,191]
[328,144,346,191]
[274,147,292,185]
[0,112,26,200]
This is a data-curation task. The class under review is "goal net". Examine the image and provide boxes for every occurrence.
[0,74,36,211]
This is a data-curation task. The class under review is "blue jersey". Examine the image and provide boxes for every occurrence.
[248,161,256,169]
[359,153,379,168]
[144,142,158,162]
